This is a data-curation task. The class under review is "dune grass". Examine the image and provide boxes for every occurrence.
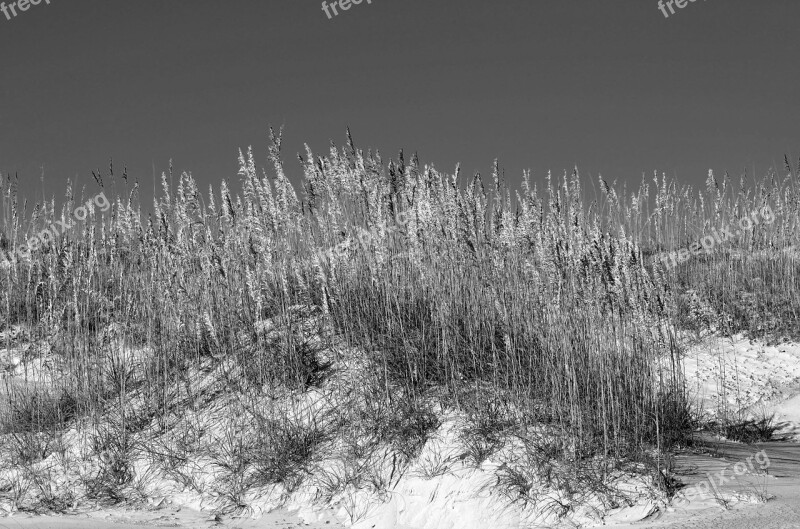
[0,129,797,514]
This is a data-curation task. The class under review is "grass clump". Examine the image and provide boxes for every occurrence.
[0,129,797,516]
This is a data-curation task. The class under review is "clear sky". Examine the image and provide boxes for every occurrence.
[1,0,799,207]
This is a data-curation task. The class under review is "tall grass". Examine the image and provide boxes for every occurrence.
[0,129,797,511]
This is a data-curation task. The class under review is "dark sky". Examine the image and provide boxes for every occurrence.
[1,0,799,207]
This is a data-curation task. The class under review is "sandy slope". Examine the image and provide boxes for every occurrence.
[619,442,800,529]
[0,505,345,528]
[681,334,800,440]
[2,332,799,528]
[637,335,800,529]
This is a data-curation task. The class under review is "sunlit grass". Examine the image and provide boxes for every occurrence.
[0,129,797,512]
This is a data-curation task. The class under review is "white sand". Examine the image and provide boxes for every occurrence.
[681,334,800,440]
[2,331,799,528]
[636,335,800,528]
